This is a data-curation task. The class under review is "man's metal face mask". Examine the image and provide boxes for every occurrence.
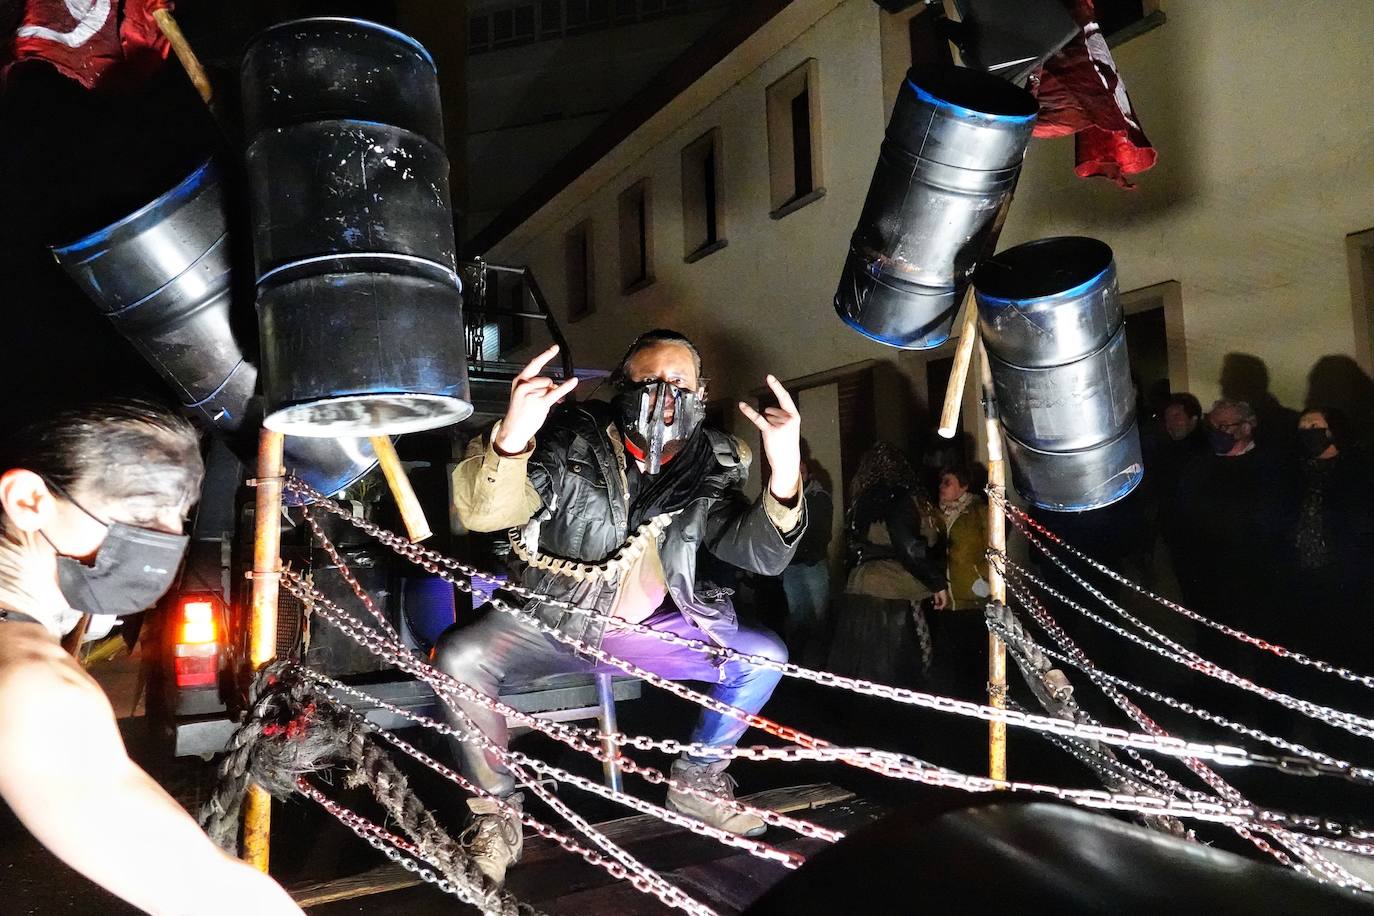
[615,380,706,474]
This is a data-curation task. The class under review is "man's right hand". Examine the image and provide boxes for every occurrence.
[493,344,579,455]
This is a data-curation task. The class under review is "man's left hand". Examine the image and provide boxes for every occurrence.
[738,375,802,501]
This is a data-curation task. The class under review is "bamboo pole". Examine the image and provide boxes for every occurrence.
[151,6,214,108]
[244,430,285,872]
[937,287,979,439]
[369,436,433,543]
[977,338,1009,783]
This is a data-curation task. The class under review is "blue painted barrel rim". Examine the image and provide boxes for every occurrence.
[976,263,1113,307]
[250,17,436,70]
[54,159,217,257]
[904,79,1038,124]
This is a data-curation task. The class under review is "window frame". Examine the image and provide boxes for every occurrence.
[618,179,655,294]
[765,58,825,219]
[680,127,727,263]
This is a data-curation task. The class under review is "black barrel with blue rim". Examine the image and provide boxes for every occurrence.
[974,237,1143,512]
[836,66,1037,350]
[51,159,381,498]
[242,18,472,438]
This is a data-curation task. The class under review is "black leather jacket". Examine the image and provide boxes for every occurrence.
[514,402,805,649]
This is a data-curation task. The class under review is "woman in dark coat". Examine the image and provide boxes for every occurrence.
[828,443,948,684]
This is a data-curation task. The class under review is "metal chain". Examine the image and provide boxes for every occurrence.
[283,479,1374,886]
[1004,578,1374,887]
[991,490,1374,690]
[306,668,840,845]
[280,580,718,916]
[989,612,1374,782]
[286,482,1283,771]
[991,550,1374,739]
[285,570,1374,847]
[297,779,470,905]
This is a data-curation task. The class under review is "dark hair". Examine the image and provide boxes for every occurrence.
[610,329,703,386]
[1,398,203,519]
[939,465,973,489]
[1166,392,1202,419]
[850,442,916,503]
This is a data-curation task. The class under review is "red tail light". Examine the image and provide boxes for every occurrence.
[174,596,220,688]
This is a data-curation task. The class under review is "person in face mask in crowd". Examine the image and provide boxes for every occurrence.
[0,399,304,916]
[439,330,805,885]
[1283,408,1374,669]
[1174,398,1295,673]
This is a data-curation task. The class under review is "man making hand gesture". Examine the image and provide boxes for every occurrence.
[440,329,805,885]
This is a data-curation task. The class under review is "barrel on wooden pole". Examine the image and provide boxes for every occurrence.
[974,237,1143,512]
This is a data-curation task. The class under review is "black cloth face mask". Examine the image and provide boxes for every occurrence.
[41,482,188,617]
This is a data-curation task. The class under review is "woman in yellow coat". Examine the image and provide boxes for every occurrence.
[930,465,990,699]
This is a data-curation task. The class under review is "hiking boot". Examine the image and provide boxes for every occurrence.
[664,758,766,837]
[460,794,524,885]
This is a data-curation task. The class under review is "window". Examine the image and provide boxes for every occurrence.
[565,221,595,322]
[468,14,490,51]
[681,128,725,262]
[618,179,654,293]
[766,59,824,218]
[502,274,528,354]
[540,0,563,36]
[1120,280,1188,394]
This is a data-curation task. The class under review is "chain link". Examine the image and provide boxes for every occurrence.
[285,569,1374,847]
[990,550,1374,740]
[286,480,1286,771]
[282,479,1374,888]
[990,490,1374,690]
[989,612,1374,783]
[1003,574,1374,888]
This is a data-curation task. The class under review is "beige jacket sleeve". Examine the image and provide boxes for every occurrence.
[762,489,804,536]
[450,422,545,532]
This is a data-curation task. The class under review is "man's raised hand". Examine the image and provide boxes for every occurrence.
[738,375,802,501]
[493,345,579,455]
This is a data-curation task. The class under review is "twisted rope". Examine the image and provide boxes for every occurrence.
[198,663,543,915]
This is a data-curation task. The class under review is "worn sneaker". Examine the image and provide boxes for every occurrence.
[664,758,767,837]
[460,795,524,885]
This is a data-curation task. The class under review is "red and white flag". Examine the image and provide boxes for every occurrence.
[6,0,171,90]
[1032,0,1156,187]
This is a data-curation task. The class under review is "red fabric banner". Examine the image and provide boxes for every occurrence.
[1032,0,1156,187]
[6,0,171,91]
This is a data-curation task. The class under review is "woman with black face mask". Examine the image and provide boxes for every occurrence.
[1284,409,1374,667]
[0,399,303,915]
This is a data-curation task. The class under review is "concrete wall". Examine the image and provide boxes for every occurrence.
[489,0,1374,448]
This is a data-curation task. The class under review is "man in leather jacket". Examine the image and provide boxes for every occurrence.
[437,330,806,884]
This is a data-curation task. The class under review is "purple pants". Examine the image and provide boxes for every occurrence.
[433,605,787,796]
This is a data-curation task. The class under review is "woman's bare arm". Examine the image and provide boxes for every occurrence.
[0,622,303,916]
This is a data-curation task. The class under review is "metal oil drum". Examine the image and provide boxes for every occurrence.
[242,18,472,438]
[835,65,1038,349]
[974,236,1143,511]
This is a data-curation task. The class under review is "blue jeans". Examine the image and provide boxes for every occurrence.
[433,606,787,796]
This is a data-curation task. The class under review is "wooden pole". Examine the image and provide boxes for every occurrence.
[151,6,214,108]
[244,430,285,872]
[977,337,1009,782]
[369,436,433,543]
[936,287,979,439]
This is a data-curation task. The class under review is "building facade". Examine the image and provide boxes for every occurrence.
[477,0,1374,545]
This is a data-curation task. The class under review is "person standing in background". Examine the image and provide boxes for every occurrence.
[781,452,833,667]
[929,466,990,699]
